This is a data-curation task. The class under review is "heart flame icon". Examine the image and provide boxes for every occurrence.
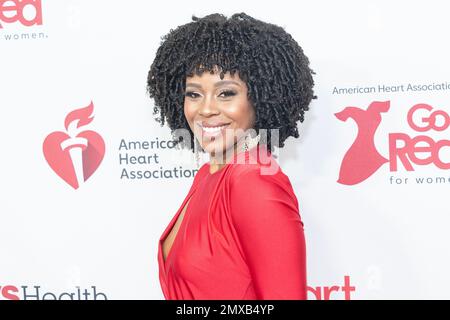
[43,102,105,189]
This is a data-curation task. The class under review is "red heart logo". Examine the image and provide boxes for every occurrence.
[43,102,105,189]
[43,131,105,189]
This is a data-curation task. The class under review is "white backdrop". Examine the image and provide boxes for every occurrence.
[1,0,449,299]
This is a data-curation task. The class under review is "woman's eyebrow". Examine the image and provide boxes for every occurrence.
[214,80,241,87]
[185,81,241,89]
[186,83,202,88]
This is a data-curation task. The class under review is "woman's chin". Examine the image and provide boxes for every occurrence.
[202,143,232,158]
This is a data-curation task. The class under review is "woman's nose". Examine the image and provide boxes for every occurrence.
[199,95,219,116]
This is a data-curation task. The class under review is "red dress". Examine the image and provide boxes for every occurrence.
[157,144,307,299]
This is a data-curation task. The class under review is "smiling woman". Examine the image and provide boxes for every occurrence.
[184,68,256,171]
[147,12,315,300]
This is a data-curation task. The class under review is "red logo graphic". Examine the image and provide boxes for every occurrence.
[336,101,450,185]
[0,0,42,29]
[335,101,390,185]
[43,102,105,189]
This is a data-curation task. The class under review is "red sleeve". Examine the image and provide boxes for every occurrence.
[229,166,307,299]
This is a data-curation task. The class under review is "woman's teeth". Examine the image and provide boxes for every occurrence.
[202,124,229,133]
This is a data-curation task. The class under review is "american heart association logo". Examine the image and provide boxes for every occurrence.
[43,101,105,189]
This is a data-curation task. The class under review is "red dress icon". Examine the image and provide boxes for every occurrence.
[335,101,390,185]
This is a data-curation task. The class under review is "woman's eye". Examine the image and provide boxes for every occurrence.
[218,90,237,98]
[185,92,200,98]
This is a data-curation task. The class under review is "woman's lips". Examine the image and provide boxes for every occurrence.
[197,123,231,137]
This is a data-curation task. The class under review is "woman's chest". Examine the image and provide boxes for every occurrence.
[167,176,242,273]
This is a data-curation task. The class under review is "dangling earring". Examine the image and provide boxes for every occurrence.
[243,134,249,152]
[241,133,260,152]
[194,139,201,167]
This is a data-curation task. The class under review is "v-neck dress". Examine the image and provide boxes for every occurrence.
[157,144,307,300]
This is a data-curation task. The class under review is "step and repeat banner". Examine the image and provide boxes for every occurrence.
[1,0,449,299]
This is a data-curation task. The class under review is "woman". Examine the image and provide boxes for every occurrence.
[147,12,315,300]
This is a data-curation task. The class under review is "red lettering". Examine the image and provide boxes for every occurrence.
[408,103,450,132]
[307,286,322,300]
[0,0,42,28]
[389,133,449,171]
[307,276,355,300]
[1,285,20,300]
[434,140,450,169]
[0,0,19,25]
[408,104,433,132]
[341,276,356,300]
[409,135,434,165]
[389,133,414,171]
[324,286,340,300]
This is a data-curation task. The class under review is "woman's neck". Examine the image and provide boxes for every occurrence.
[209,140,246,174]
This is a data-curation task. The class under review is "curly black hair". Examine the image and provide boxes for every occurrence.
[147,12,316,153]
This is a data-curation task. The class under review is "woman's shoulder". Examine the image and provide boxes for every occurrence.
[226,145,301,223]
[227,144,292,190]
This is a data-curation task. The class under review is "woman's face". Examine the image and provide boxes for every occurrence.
[184,69,255,159]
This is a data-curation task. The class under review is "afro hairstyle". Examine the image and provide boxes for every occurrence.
[147,12,316,153]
